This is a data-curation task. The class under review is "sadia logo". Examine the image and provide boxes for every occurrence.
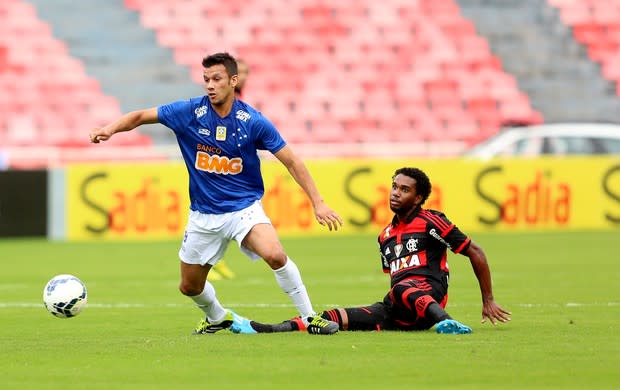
[195,151,242,175]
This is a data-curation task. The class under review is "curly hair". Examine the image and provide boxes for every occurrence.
[393,167,432,205]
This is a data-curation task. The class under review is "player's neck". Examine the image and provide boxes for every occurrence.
[211,98,234,118]
[395,205,421,223]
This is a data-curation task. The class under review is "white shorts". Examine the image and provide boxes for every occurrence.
[179,200,272,266]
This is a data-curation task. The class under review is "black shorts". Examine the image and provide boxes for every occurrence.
[341,277,448,331]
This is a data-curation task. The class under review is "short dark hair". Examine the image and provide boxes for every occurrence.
[393,167,432,205]
[202,52,238,77]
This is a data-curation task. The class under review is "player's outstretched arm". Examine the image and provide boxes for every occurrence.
[89,108,159,143]
[464,241,512,325]
[273,145,343,231]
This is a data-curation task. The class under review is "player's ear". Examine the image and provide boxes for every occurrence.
[230,74,238,87]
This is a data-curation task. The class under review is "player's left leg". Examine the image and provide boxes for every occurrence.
[242,223,315,317]
[231,303,388,334]
[322,303,389,331]
[390,277,471,333]
[230,201,337,334]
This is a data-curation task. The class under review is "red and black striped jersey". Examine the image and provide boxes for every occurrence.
[377,208,471,286]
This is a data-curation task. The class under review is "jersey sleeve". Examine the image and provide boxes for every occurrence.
[157,99,194,135]
[423,210,471,254]
[253,112,286,154]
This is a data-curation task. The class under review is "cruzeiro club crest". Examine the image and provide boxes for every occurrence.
[216,126,226,141]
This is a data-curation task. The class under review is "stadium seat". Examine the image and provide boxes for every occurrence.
[122,0,540,148]
[0,0,548,164]
[551,0,620,96]
[0,1,158,165]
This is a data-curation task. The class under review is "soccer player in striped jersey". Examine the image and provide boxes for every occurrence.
[231,167,511,335]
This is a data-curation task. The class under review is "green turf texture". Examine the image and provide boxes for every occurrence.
[1,231,618,389]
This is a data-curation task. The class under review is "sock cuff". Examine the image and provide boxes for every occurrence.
[273,257,295,274]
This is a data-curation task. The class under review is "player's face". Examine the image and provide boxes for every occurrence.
[390,174,423,214]
[203,64,238,106]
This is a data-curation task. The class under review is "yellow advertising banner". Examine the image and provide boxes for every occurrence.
[65,157,620,240]
[66,163,190,240]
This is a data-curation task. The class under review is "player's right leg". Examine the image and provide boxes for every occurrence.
[180,262,235,334]
[178,210,235,334]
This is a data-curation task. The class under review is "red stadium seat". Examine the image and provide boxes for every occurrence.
[0,0,153,156]
[551,0,620,96]
[118,0,539,149]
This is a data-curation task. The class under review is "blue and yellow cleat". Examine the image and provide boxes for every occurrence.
[435,319,473,334]
[230,312,257,334]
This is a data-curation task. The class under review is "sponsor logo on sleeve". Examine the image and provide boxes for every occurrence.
[236,110,251,122]
[195,106,208,118]
[429,228,451,248]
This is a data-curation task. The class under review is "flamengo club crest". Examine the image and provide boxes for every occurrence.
[406,238,418,252]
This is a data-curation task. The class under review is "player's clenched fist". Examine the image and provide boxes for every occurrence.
[89,128,111,143]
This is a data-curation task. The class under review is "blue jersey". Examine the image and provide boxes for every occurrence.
[158,97,286,214]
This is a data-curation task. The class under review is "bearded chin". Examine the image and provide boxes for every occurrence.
[390,204,401,213]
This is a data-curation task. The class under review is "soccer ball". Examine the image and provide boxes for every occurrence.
[43,274,88,318]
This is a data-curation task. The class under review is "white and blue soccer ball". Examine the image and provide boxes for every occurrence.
[43,274,88,318]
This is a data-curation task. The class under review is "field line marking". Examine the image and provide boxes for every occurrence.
[1,302,618,309]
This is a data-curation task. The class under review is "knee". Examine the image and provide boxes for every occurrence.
[179,281,203,297]
[262,248,287,269]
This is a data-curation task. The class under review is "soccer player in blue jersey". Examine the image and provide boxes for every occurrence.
[208,57,249,282]
[230,167,511,335]
[89,52,342,335]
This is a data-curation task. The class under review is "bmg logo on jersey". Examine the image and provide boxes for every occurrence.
[195,151,243,175]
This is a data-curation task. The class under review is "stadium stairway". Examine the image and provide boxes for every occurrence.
[456,0,620,123]
[26,0,202,144]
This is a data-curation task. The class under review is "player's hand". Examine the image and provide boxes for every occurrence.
[314,203,344,231]
[481,300,511,325]
[89,128,112,144]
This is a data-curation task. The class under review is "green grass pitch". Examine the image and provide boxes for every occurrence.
[1,231,619,389]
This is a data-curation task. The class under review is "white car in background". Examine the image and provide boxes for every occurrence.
[464,123,620,158]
